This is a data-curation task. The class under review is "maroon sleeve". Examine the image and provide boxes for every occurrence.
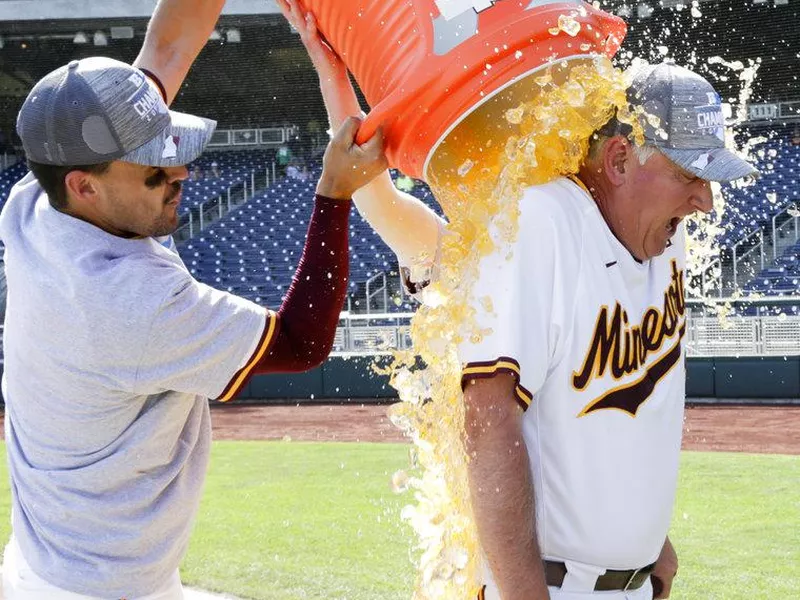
[251,194,351,374]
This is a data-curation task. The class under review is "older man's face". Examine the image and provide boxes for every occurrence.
[622,150,713,260]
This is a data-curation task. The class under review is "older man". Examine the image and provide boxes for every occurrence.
[274,6,757,599]
[458,62,756,600]
[0,55,386,598]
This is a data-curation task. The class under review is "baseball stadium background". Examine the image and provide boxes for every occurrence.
[0,0,798,598]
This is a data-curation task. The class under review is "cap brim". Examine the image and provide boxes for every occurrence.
[660,147,758,183]
[119,110,216,167]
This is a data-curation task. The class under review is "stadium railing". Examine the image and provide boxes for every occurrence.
[206,126,300,150]
[747,101,800,123]
[770,206,799,261]
[330,299,800,358]
[173,163,275,243]
[732,229,767,292]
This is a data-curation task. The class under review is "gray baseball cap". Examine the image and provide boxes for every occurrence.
[629,62,757,182]
[17,56,216,167]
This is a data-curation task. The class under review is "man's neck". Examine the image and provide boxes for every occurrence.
[575,166,644,263]
[60,203,137,239]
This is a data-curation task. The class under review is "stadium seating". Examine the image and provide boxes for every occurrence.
[179,168,438,309]
[2,136,797,305]
[180,149,274,216]
[0,163,29,209]
[718,134,800,248]
[727,132,800,296]
[0,151,273,219]
[744,239,800,298]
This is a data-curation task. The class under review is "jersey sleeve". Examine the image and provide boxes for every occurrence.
[134,274,278,401]
[458,197,565,411]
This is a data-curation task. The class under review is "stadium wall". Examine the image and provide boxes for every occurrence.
[232,355,800,403]
[0,356,796,407]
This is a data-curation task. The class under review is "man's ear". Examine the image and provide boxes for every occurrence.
[603,135,630,186]
[64,170,102,208]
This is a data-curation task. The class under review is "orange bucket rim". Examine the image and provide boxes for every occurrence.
[422,53,601,180]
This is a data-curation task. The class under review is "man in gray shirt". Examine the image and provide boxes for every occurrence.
[0,56,386,598]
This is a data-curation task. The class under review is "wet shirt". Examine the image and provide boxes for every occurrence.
[459,177,686,573]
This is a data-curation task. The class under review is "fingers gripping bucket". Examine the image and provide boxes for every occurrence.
[302,0,627,180]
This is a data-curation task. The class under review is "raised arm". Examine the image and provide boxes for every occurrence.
[278,0,443,270]
[255,117,388,374]
[134,0,226,104]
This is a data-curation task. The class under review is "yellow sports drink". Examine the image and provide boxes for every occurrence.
[387,57,635,599]
[298,2,636,598]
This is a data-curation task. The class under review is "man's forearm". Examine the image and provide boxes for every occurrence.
[352,176,443,269]
[467,407,549,599]
[315,52,442,268]
[319,72,362,132]
[253,195,351,374]
[134,0,226,104]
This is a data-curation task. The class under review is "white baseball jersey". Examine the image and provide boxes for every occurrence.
[458,177,686,583]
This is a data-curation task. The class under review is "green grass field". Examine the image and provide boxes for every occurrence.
[0,443,796,599]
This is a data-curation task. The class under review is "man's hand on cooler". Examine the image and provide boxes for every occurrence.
[651,536,678,598]
[317,117,388,200]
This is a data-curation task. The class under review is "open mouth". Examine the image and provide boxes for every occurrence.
[666,217,681,236]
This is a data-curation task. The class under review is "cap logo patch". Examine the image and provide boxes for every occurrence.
[690,152,711,171]
[695,90,725,141]
[132,86,166,123]
[162,135,179,159]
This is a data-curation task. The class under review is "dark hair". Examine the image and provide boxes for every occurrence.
[27,159,112,211]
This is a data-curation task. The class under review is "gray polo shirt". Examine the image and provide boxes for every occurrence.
[0,172,271,597]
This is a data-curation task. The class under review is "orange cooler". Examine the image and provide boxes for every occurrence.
[301,0,627,179]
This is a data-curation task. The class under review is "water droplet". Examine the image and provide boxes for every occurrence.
[505,105,525,125]
[458,159,475,177]
[391,470,410,493]
[558,14,581,37]
[562,80,586,107]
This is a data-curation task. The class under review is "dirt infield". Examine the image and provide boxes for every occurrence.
[211,403,800,455]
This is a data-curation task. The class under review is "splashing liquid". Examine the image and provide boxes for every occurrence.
[687,56,761,319]
[383,56,638,599]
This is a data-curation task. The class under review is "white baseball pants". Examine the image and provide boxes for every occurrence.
[2,537,184,600]
[482,572,654,600]
[547,581,653,600]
